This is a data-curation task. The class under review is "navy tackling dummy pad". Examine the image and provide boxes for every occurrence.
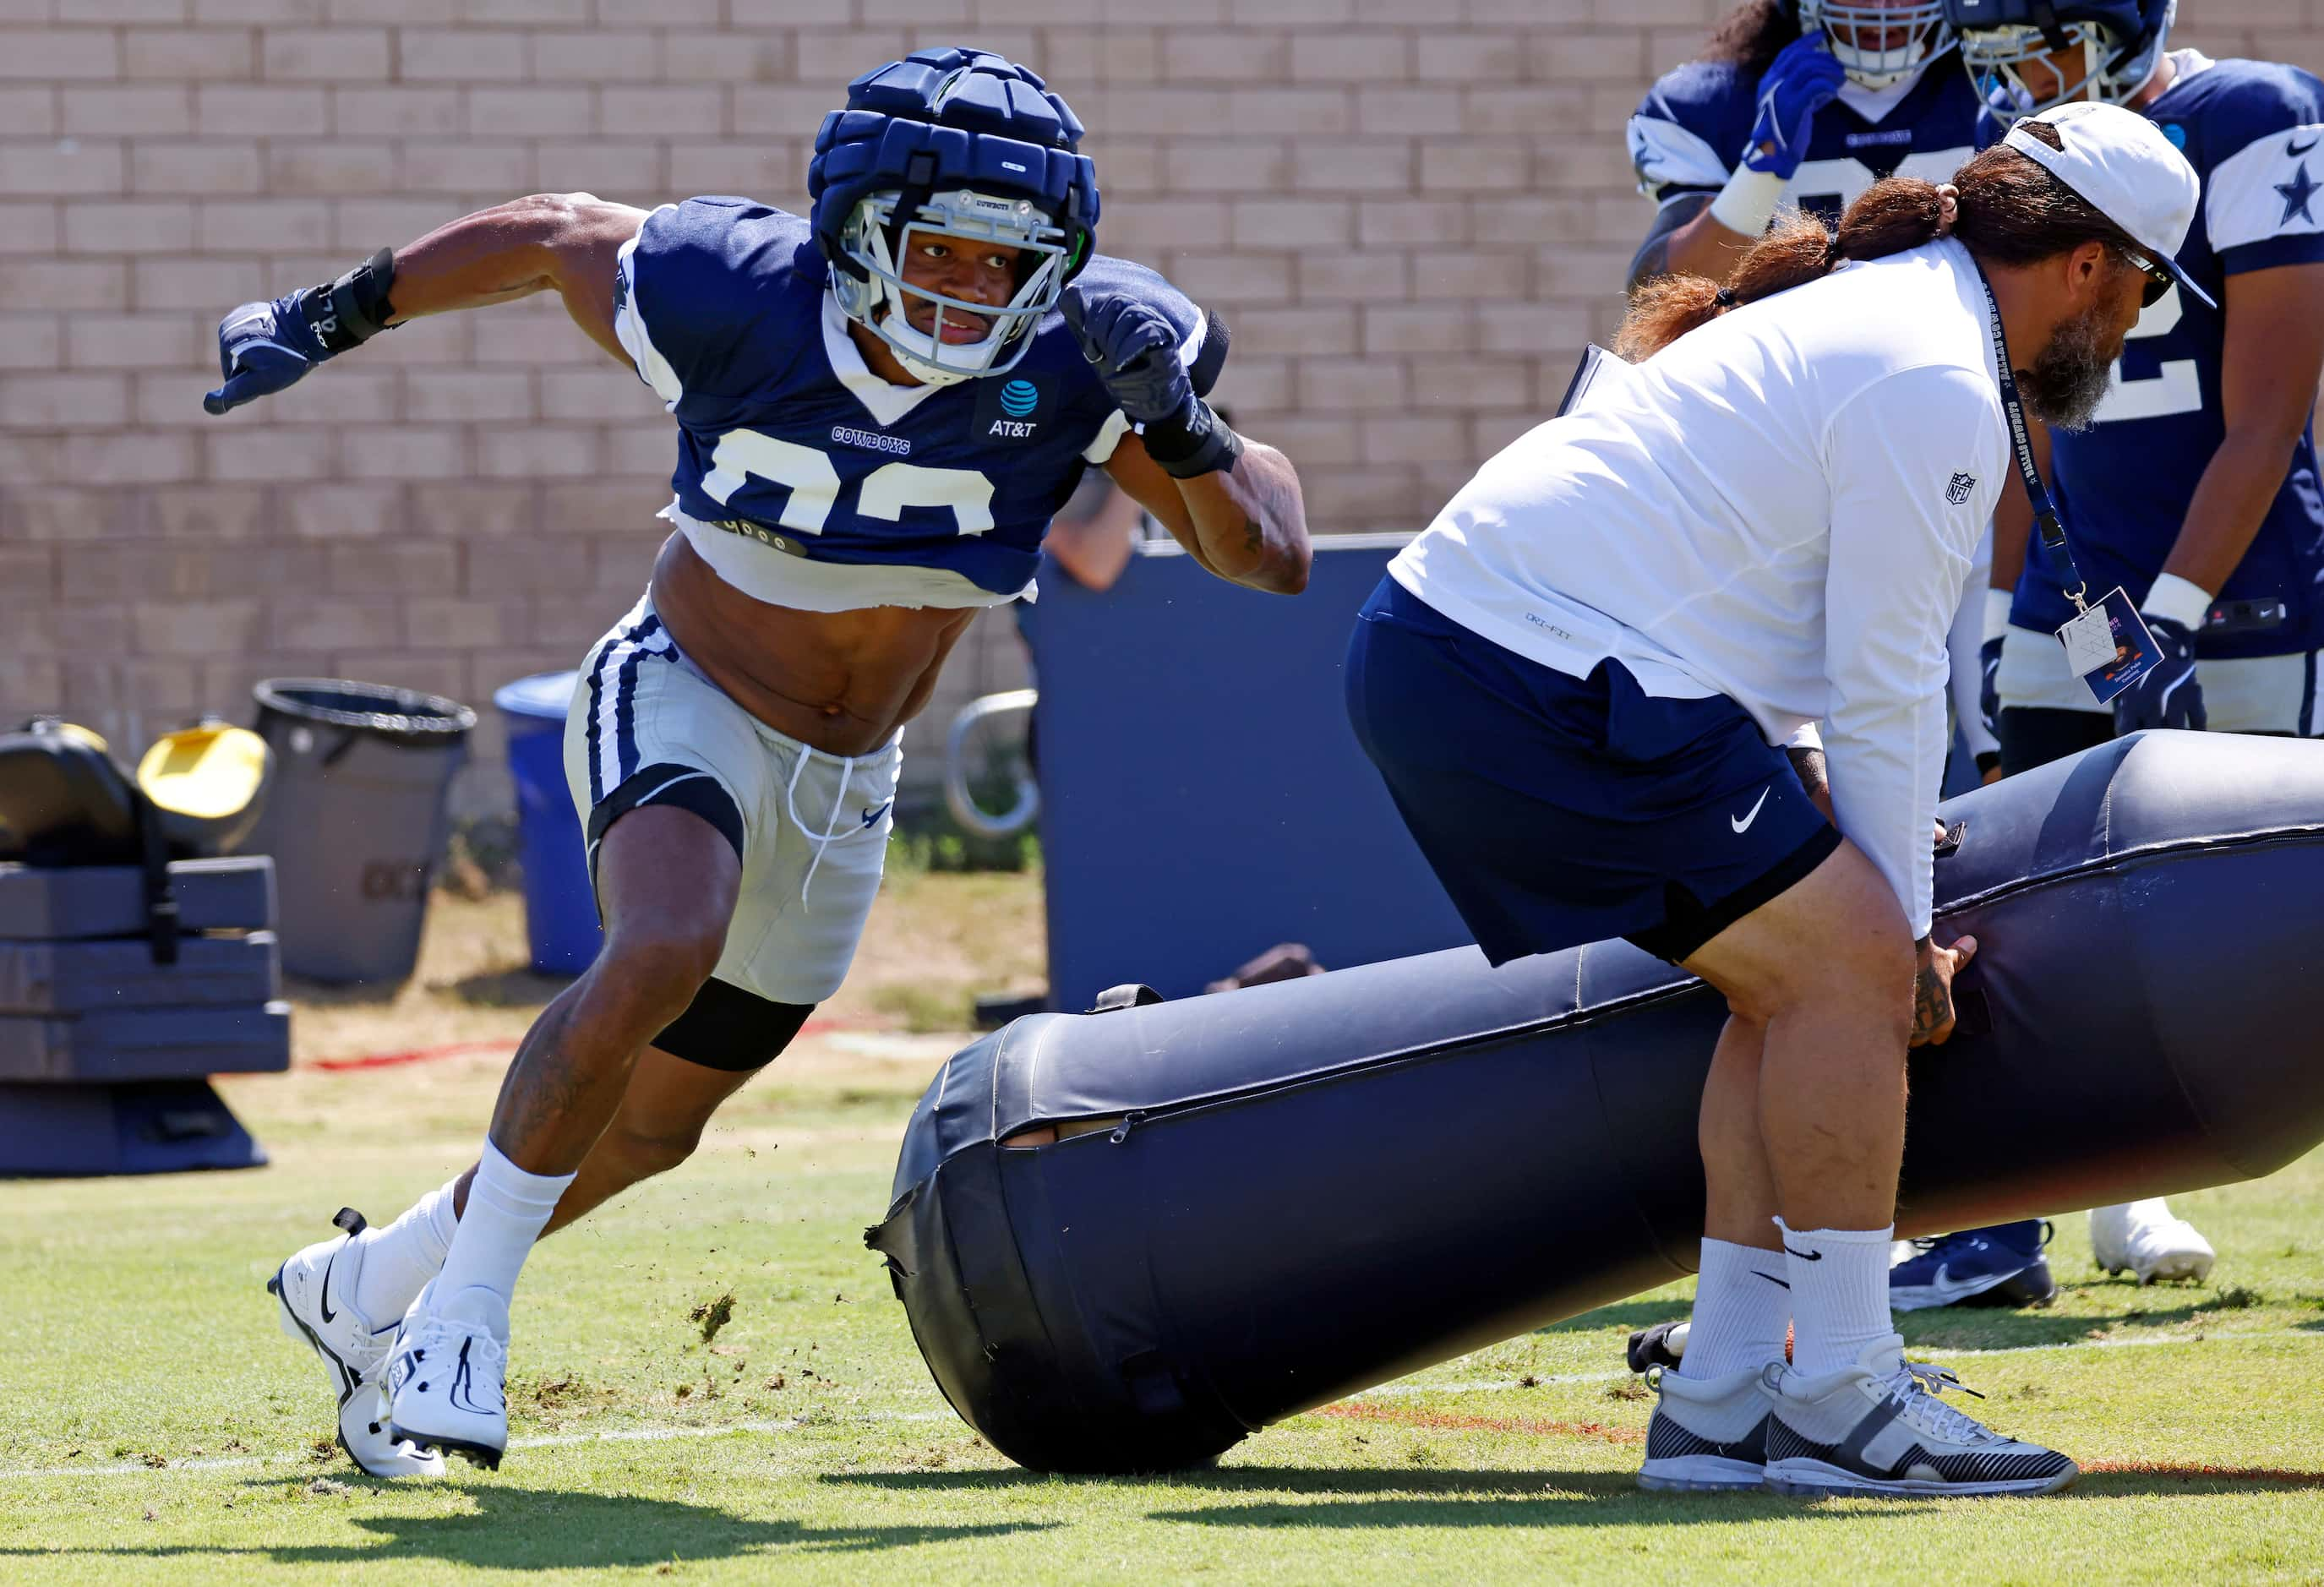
[871,732,2324,1472]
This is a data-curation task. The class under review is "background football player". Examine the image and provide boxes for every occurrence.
[207,47,1311,1476]
[1935,0,2324,1305]
[1626,0,1983,287]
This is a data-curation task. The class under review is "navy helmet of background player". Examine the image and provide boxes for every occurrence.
[1957,0,2324,746]
[1952,0,2176,131]
[1626,0,1983,287]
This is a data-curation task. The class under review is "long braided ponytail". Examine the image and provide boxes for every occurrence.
[1614,122,2140,361]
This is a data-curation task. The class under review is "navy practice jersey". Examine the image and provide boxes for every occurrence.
[2014,54,2324,659]
[1628,49,1985,227]
[613,196,1223,598]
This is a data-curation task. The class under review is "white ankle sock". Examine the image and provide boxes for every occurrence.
[1777,1218,1897,1377]
[1679,1238,1793,1379]
[351,1181,460,1324]
[429,1141,575,1311]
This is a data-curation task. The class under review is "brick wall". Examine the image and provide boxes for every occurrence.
[1,2,2312,811]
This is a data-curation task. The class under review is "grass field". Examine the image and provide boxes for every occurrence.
[4,872,2322,1584]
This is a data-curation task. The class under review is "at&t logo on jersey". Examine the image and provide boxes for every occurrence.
[977,374,1049,439]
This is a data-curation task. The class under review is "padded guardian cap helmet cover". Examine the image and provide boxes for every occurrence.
[808,47,1099,387]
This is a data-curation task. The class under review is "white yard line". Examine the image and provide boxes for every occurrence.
[3,1326,2310,1483]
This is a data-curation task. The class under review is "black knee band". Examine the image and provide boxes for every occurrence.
[652,977,815,1072]
[586,761,745,897]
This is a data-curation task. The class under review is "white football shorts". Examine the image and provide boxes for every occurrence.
[560,592,900,1006]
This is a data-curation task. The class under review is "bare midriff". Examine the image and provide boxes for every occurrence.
[646,532,980,757]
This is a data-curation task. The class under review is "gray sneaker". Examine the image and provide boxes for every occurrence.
[1763,1336,2076,1497]
[1638,1363,1774,1492]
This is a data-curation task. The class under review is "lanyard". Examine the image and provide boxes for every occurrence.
[1971,259,2090,611]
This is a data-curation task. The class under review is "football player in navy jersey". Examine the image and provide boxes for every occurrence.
[206,48,1309,1475]
[1911,0,2324,1307]
[1627,0,1986,289]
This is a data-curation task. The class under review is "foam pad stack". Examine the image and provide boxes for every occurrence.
[0,857,286,1175]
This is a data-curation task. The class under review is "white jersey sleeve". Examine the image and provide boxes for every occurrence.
[1820,364,2003,936]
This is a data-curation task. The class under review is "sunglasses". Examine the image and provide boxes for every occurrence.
[2113,243,2176,308]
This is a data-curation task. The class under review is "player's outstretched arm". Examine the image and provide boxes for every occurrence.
[202,192,649,415]
[1628,194,1761,291]
[1063,288,1311,595]
[1105,431,1311,595]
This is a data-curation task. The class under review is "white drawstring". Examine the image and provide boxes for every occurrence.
[783,748,859,906]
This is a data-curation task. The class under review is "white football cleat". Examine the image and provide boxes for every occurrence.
[1763,1336,2077,1498]
[268,1208,445,1479]
[385,1279,510,1470]
[2091,1199,2216,1285]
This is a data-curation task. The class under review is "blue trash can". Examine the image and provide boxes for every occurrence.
[493,672,602,976]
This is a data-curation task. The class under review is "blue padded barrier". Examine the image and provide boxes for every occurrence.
[1020,538,1469,1010]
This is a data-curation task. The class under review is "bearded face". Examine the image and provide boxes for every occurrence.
[2017,263,2146,431]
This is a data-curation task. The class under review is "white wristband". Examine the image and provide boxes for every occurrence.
[1708,166,1789,239]
[1983,587,2013,644]
[2141,572,2212,631]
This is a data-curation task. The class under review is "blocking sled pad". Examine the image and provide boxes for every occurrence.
[870,731,2324,1472]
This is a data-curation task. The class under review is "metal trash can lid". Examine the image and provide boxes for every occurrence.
[253,679,478,747]
[492,671,578,724]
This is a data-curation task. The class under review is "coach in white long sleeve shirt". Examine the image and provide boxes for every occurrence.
[1394,241,2004,939]
[1345,102,2205,1501]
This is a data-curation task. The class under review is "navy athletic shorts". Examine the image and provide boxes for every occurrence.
[1345,575,1840,966]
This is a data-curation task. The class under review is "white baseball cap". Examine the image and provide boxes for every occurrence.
[2002,100,2216,308]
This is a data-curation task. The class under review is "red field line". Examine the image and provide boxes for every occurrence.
[310,1039,515,1072]
[1317,1400,1645,1447]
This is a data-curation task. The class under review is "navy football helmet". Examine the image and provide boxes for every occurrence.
[1799,0,1953,90]
[1947,0,2176,120]
[808,47,1099,386]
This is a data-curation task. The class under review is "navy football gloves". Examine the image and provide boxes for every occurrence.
[204,250,397,416]
[1743,35,1847,180]
[2113,614,2207,734]
[1062,290,1190,425]
[1062,288,1241,479]
[203,294,330,415]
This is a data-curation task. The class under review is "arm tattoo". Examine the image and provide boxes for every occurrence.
[1242,516,1262,555]
[1627,194,1713,295]
[1784,744,1829,803]
[1910,959,1952,1045]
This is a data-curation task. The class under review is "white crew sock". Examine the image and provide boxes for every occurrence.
[1777,1218,1898,1377]
[1679,1237,1793,1379]
[351,1180,460,1324]
[428,1140,575,1311]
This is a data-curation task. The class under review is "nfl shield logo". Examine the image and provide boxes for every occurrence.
[1946,472,1976,505]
